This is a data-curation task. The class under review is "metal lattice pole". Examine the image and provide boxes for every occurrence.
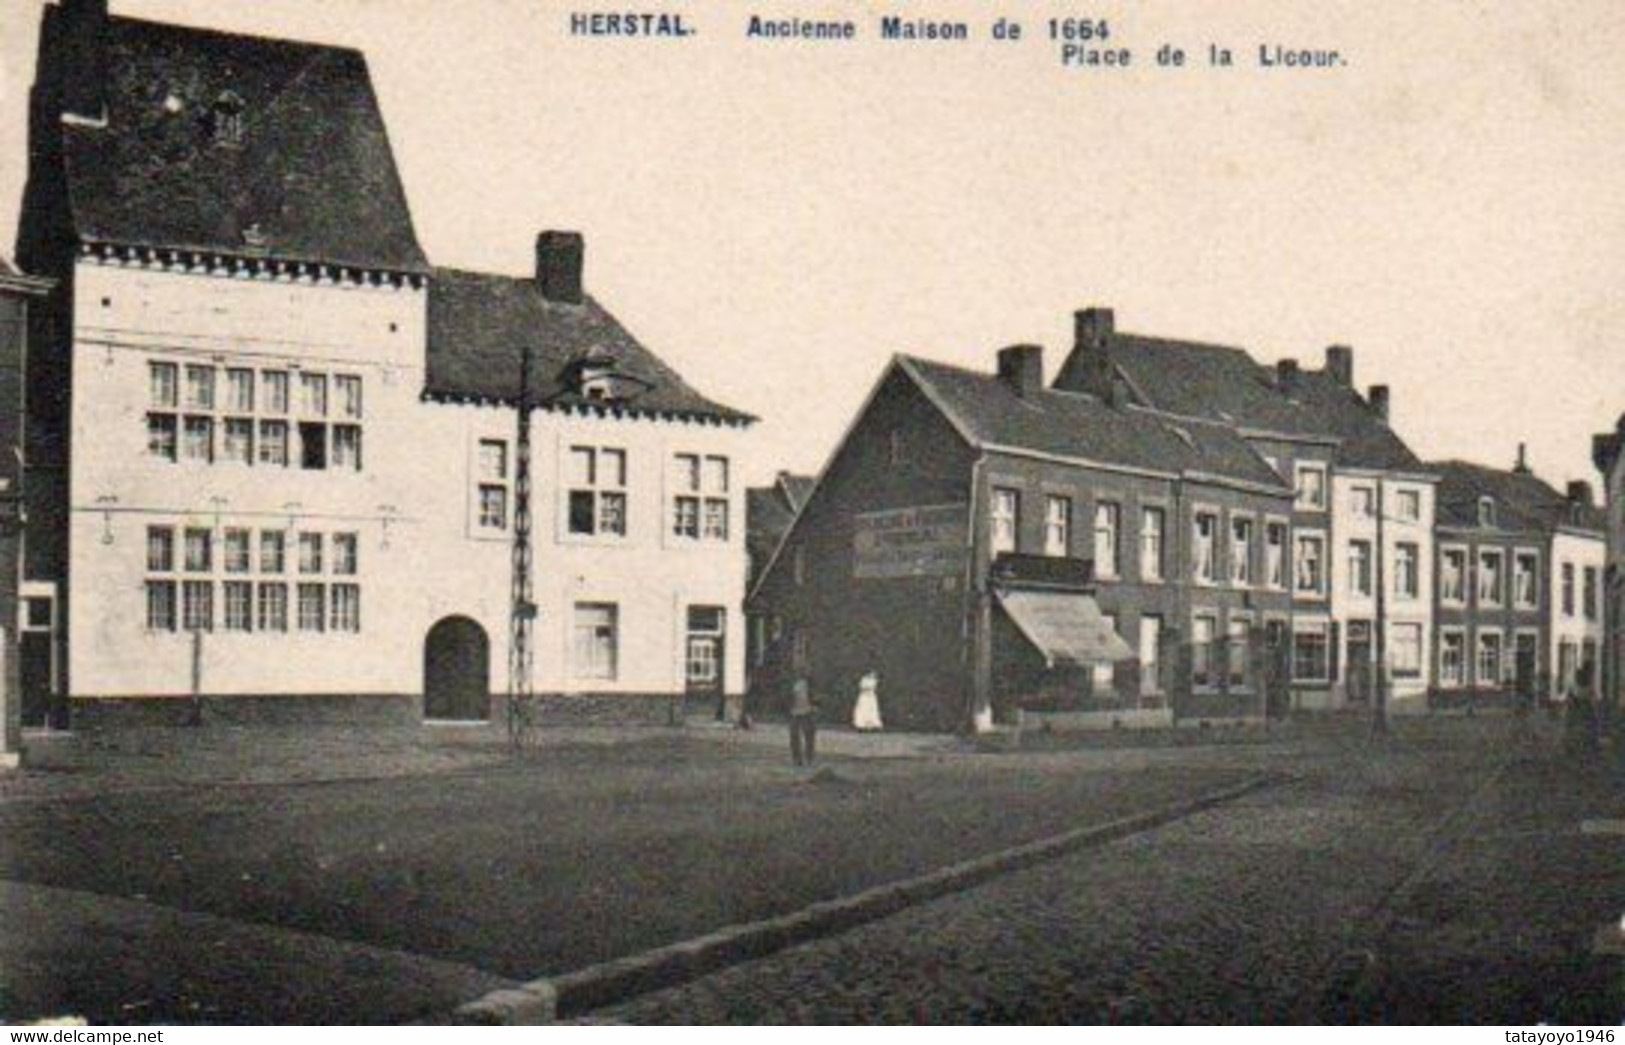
[507,340,537,751]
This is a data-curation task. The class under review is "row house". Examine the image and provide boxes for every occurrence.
[744,471,812,697]
[750,340,1295,732]
[1428,454,1605,707]
[1055,310,1437,711]
[1592,417,1625,714]
[15,0,752,726]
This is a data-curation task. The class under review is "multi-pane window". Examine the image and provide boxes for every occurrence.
[476,439,510,532]
[1439,630,1466,687]
[1476,630,1504,687]
[1193,512,1218,583]
[570,446,628,537]
[1440,547,1466,604]
[1513,552,1539,609]
[1562,562,1576,617]
[671,453,729,542]
[1394,542,1419,600]
[1141,507,1166,581]
[572,602,619,679]
[1294,464,1327,510]
[991,488,1019,555]
[1395,489,1421,522]
[1295,533,1326,595]
[145,361,359,472]
[297,583,326,632]
[1293,622,1331,682]
[1138,616,1162,697]
[1584,567,1599,621]
[1043,496,1071,558]
[223,581,254,632]
[1477,549,1505,607]
[1230,517,1254,586]
[143,523,356,637]
[1348,540,1372,597]
[1094,502,1120,578]
[1265,521,1288,589]
[1390,622,1422,678]
[1191,615,1217,689]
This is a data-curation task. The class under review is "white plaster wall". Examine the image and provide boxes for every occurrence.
[1550,529,1605,696]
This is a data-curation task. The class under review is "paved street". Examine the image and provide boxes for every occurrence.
[1,717,1620,1025]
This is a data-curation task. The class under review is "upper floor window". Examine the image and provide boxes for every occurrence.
[1478,549,1505,607]
[672,453,730,541]
[1477,497,1496,528]
[1513,552,1539,609]
[1394,542,1420,600]
[569,446,628,537]
[1044,496,1071,558]
[1230,516,1254,586]
[1395,489,1421,522]
[1094,501,1120,577]
[1348,539,1372,598]
[1141,506,1166,582]
[1584,566,1599,621]
[1192,512,1218,583]
[991,488,1019,556]
[1294,464,1327,510]
[146,360,361,473]
[1562,562,1576,617]
[1440,547,1466,604]
[1295,532,1326,595]
[888,429,907,466]
[1350,486,1375,519]
[477,439,510,532]
[211,91,245,147]
[1265,521,1288,590]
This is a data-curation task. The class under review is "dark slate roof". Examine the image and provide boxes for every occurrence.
[1432,460,1606,535]
[899,355,1289,492]
[1068,332,1428,472]
[426,267,753,423]
[60,15,426,272]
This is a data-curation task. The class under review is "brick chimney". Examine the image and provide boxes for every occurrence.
[1367,384,1390,422]
[1567,480,1594,507]
[1276,358,1300,390]
[57,0,109,121]
[1057,306,1117,400]
[1075,307,1115,348]
[1324,345,1354,387]
[997,344,1044,399]
[536,231,584,304]
[1513,442,1531,476]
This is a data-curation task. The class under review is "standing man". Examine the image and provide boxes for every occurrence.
[790,674,817,766]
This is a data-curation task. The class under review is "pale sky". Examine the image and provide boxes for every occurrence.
[2,0,1622,490]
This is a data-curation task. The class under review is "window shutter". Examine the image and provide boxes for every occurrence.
[1328,622,1342,683]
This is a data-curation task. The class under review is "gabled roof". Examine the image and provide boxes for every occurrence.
[1063,330,1427,473]
[57,14,427,273]
[426,267,752,424]
[1431,460,1605,536]
[899,355,1289,493]
[746,473,814,572]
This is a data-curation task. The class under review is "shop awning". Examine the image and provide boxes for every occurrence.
[997,588,1134,669]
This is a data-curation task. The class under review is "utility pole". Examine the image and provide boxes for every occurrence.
[1372,481,1390,737]
[507,340,537,751]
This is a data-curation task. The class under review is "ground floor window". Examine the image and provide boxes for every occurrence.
[223,581,253,632]
[573,602,619,680]
[297,583,326,633]
[1293,622,1331,683]
[1476,631,1504,688]
[330,584,361,633]
[1439,630,1466,687]
[146,580,176,632]
[258,583,288,633]
[1390,622,1423,678]
[182,580,213,632]
[1094,614,1118,693]
[1227,617,1251,690]
[1191,615,1217,690]
[1138,616,1161,697]
[1557,639,1577,693]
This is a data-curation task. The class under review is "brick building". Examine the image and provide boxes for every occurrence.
[751,338,1295,732]
[15,1,753,726]
[1428,454,1606,708]
[1054,309,1438,712]
[1592,418,1625,716]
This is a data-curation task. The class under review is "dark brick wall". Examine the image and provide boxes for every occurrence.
[1432,529,1548,703]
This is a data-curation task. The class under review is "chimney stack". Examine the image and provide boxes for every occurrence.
[1513,442,1531,475]
[536,230,584,304]
[1567,480,1594,507]
[1367,384,1390,422]
[1324,345,1354,387]
[1276,358,1300,390]
[1074,307,1115,349]
[997,344,1044,399]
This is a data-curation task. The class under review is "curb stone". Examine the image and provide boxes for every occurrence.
[452,770,1286,1024]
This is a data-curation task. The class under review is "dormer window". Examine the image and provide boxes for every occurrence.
[211,91,245,147]
[1478,496,1496,528]
[562,345,649,405]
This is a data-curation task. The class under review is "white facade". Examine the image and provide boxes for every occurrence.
[62,255,747,711]
[1549,528,1605,699]
[1327,471,1437,707]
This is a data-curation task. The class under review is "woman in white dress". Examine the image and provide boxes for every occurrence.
[852,670,883,731]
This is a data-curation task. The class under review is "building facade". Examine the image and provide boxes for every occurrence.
[1429,455,1606,708]
[1054,311,1438,712]
[1592,417,1625,716]
[16,1,752,726]
[751,341,1294,732]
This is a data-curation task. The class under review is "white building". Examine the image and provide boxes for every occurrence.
[16,1,751,726]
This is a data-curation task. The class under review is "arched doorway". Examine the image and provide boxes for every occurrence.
[424,616,491,722]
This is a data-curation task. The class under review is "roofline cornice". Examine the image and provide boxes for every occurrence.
[79,239,430,288]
